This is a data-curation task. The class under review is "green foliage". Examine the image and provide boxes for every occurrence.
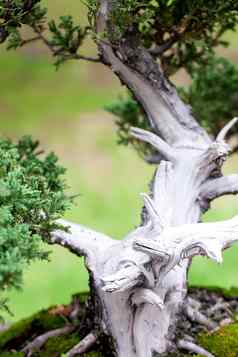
[2,289,238,356]
[1,0,237,74]
[0,293,104,356]
[0,1,88,67]
[107,0,238,74]
[0,0,46,46]
[85,0,98,29]
[106,95,155,159]
[48,16,87,67]
[0,307,65,349]
[41,332,80,356]
[0,136,70,298]
[180,56,238,137]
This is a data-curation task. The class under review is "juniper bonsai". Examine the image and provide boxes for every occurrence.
[1,1,238,356]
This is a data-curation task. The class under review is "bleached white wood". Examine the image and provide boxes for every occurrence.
[216,117,238,141]
[51,219,115,269]
[50,124,238,356]
[178,339,215,357]
[67,332,98,356]
[201,174,238,202]
[45,3,238,355]
[96,0,210,147]
[130,127,177,162]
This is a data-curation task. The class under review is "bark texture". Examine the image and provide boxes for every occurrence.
[48,1,238,355]
[50,120,238,357]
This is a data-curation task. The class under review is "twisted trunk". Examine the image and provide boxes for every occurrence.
[49,2,238,356]
[52,138,238,357]
[92,153,216,357]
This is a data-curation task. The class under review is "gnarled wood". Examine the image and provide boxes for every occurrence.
[201,174,238,203]
[45,2,238,355]
[97,0,210,147]
[50,119,238,356]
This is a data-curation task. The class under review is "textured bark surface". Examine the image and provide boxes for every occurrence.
[46,1,238,355]
[49,118,238,357]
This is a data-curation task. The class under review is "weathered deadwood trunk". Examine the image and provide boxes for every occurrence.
[52,124,238,357]
[49,1,238,356]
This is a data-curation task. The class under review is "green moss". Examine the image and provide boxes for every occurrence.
[38,332,80,356]
[0,308,65,350]
[2,288,238,357]
[198,323,238,357]
[72,292,89,305]
[0,292,103,356]
[35,330,105,356]
[0,353,24,357]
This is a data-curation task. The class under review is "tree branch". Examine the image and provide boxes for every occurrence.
[134,215,238,283]
[97,0,210,147]
[66,331,98,356]
[130,127,177,162]
[178,339,215,357]
[201,174,238,202]
[51,219,115,265]
[59,53,101,63]
[32,26,100,63]
[22,325,74,356]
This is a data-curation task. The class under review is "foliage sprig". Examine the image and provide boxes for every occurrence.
[0,136,71,294]
[0,0,96,67]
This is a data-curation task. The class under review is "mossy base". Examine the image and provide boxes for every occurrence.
[1,287,238,356]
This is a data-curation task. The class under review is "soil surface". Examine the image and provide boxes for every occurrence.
[178,286,238,337]
[1,287,238,356]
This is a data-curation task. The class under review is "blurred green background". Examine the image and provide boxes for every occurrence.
[0,1,238,322]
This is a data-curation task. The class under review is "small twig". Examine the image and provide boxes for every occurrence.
[66,331,98,356]
[31,25,100,63]
[61,53,101,63]
[149,37,177,56]
[178,339,215,357]
[35,149,44,156]
[21,325,74,356]
[20,36,41,47]
[32,25,56,55]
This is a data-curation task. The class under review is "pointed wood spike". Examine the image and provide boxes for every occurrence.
[216,117,238,142]
[140,193,165,229]
[141,193,158,221]
[152,161,173,224]
[130,127,177,162]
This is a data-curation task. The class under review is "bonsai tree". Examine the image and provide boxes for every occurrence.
[0,1,238,356]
